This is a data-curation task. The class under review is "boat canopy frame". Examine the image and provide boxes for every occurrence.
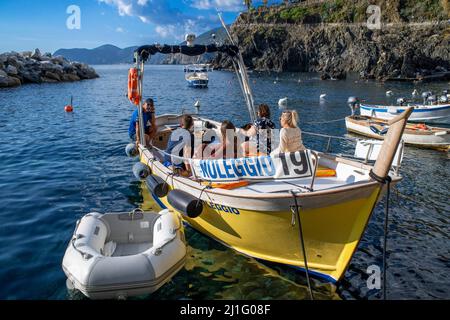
[132,22,257,147]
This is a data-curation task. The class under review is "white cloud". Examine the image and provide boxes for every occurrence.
[191,0,243,11]
[98,0,237,42]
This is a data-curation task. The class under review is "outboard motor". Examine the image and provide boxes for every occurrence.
[167,189,203,219]
[396,97,406,106]
[146,175,170,198]
[422,91,432,104]
[125,144,139,158]
[347,97,359,116]
[133,162,151,180]
[439,95,448,104]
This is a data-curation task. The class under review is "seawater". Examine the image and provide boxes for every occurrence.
[0,65,448,300]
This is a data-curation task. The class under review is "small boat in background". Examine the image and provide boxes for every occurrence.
[360,91,450,123]
[184,64,209,88]
[346,115,450,151]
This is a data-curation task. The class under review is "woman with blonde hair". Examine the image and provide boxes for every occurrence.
[272,110,306,154]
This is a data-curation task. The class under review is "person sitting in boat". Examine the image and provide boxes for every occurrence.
[163,115,194,174]
[204,121,241,159]
[271,110,306,154]
[128,98,157,146]
[241,104,276,156]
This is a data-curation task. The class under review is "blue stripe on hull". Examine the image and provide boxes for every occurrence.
[360,104,450,113]
[151,192,167,210]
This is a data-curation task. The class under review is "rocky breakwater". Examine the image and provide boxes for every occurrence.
[0,49,99,88]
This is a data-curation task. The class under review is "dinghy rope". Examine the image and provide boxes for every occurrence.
[290,190,314,300]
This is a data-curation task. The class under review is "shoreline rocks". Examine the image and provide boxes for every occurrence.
[0,48,99,88]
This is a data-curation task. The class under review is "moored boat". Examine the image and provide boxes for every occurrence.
[346,115,450,152]
[184,64,209,88]
[359,103,450,123]
[126,41,414,283]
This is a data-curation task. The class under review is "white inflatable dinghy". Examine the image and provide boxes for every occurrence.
[62,209,186,299]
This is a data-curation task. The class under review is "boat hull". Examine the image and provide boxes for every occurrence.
[360,104,450,123]
[346,116,450,151]
[140,149,386,283]
[187,79,208,88]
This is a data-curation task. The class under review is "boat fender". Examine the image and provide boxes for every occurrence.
[125,144,139,158]
[370,126,380,135]
[167,189,203,219]
[146,175,169,198]
[370,126,388,136]
[380,128,389,135]
[132,162,151,180]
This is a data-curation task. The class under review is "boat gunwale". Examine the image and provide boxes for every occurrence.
[346,115,450,136]
[140,146,399,200]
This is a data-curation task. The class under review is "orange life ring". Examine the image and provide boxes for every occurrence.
[128,68,141,106]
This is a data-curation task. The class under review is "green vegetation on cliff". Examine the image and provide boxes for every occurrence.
[242,0,448,24]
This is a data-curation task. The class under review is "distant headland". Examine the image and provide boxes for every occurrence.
[0,49,99,88]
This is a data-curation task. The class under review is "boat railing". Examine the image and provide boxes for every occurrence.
[145,144,320,191]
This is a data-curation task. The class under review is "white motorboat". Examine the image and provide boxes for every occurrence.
[184,64,209,88]
[360,103,450,123]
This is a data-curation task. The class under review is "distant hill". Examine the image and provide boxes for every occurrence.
[54,26,229,65]
[54,44,137,65]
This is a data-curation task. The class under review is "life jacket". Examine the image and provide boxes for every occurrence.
[413,123,428,131]
[128,68,140,105]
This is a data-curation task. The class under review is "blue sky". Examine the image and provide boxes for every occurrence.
[0,0,281,53]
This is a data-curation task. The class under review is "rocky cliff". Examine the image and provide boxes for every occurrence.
[213,0,450,81]
[0,49,99,88]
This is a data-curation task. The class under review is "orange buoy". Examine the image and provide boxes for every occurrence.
[65,96,74,112]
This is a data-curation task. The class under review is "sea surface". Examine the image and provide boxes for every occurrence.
[0,65,448,300]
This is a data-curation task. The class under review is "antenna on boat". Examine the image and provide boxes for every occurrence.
[218,12,257,122]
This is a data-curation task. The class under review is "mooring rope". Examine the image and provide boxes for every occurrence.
[303,117,347,125]
[290,190,314,300]
[369,170,392,300]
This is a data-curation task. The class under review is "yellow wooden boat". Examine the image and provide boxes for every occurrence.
[127,42,413,283]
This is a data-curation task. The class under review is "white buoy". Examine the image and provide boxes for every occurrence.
[386,90,393,97]
[278,97,288,108]
[320,94,327,101]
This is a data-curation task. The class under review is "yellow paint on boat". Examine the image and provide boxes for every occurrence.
[152,186,380,282]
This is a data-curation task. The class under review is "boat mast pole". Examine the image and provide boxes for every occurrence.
[219,13,257,122]
[135,53,146,146]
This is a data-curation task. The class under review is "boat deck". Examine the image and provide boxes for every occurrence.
[240,177,356,194]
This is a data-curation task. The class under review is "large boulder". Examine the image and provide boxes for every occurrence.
[62,73,80,82]
[44,71,61,81]
[21,71,42,84]
[5,65,18,75]
[31,48,42,60]
[40,61,63,73]
[0,74,21,87]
